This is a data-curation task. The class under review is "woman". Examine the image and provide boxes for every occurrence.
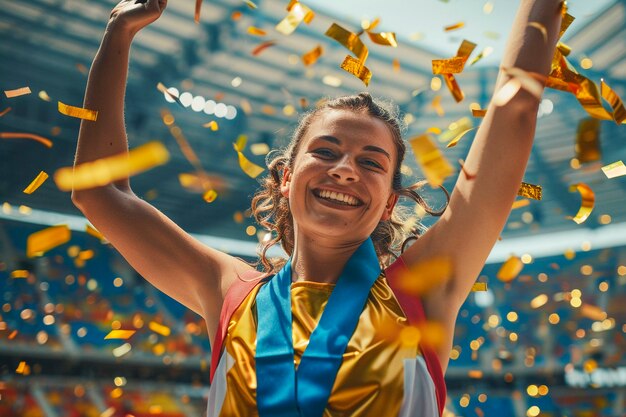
[71,0,563,416]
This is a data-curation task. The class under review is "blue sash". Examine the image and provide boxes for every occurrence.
[255,238,380,417]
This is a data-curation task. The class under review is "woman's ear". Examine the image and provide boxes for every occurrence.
[280,167,291,198]
[380,193,398,221]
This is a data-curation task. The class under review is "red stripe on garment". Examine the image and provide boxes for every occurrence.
[385,257,447,417]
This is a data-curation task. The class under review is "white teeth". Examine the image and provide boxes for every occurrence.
[317,190,359,206]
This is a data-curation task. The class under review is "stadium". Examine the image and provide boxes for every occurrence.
[1,0,625,416]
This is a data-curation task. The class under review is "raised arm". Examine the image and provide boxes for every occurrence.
[401,0,564,370]
[71,0,252,343]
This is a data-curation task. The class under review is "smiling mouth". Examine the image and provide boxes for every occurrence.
[312,189,363,206]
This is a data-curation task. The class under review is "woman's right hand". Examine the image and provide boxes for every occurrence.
[108,0,167,37]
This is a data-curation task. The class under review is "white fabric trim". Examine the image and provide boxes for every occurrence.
[206,351,231,417]
[398,356,439,417]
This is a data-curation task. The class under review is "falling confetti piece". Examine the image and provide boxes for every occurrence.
[58,101,98,121]
[149,321,171,337]
[54,141,170,191]
[471,109,487,118]
[0,132,52,148]
[9,330,18,340]
[112,343,132,358]
[302,45,323,66]
[38,91,51,101]
[396,257,453,296]
[247,26,267,36]
[203,120,219,131]
[468,370,483,378]
[568,183,594,224]
[252,41,277,56]
[366,31,398,47]
[511,199,530,209]
[231,11,242,20]
[497,255,523,282]
[244,0,257,8]
[26,224,71,258]
[530,294,548,309]
[16,361,29,374]
[393,59,400,72]
[444,22,465,32]
[203,189,218,203]
[276,1,315,35]
[517,182,542,200]
[250,143,270,155]
[472,282,487,292]
[340,55,372,86]
[10,270,29,279]
[528,22,548,43]
[104,329,136,340]
[86,224,107,242]
[0,107,11,117]
[469,46,493,66]
[601,161,626,179]
[446,127,476,148]
[601,80,626,124]
[233,138,265,178]
[4,87,31,98]
[409,134,454,187]
[576,118,601,163]
[433,40,475,102]
[157,82,184,107]
[23,171,49,194]
[194,0,202,23]
[325,23,369,63]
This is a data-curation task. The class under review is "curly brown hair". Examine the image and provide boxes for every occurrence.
[250,92,448,273]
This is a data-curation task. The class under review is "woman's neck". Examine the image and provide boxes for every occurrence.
[290,233,365,284]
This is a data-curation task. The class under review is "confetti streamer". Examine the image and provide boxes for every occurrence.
[23,171,49,194]
[247,26,267,36]
[58,101,98,121]
[325,23,369,63]
[601,80,626,124]
[250,143,270,155]
[432,57,467,75]
[233,135,265,178]
[517,182,542,200]
[409,134,454,187]
[395,257,453,296]
[601,161,626,179]
[231,11,242,20]
[4,87,31,98]
[0,132,53,148]
[302,45,323,66]
[444,22,465,32]
[149,321,171,337]
[432,40,476,102]
[104,330,136,340]
[54,141,170,191]
[16,361,29,375]
[27,225,71,258]
[276,1,314,35]
[340,55,372,86]
[252,41,277,56]
[366,31,398,47]
[568,183,594,224]
[472,282,487,292]
[575,118,601,163]
[0,107,11,117]
[497,256,523,282]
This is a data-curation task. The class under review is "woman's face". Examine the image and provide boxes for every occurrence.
[281,109,399,243]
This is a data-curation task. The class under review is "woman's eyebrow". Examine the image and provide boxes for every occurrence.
[314,135,390,160]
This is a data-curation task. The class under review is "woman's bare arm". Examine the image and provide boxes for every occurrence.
[401,0,564,371]
[71,0,252,343]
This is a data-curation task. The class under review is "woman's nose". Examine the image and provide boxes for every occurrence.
[328,156,359,183]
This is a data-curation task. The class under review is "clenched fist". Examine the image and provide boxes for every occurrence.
[108,0,167,36]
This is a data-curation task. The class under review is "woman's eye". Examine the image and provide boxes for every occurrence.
[313,149,335,158]
[362,159,383,169]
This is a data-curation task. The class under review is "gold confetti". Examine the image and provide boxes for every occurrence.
[54,141,170,192]
[10,270,29,279]
[576,118,601,163]
[233,135,265,178]
[104,329,136,340]
[23,171,49,194]
[149,321,171,337]
[9,330,18,340]
[203,120,219,131]
[426,127,442,135]
[276,1,314,35]
[446,127,476,148]
[497,256,523,282]
[528,22,548,43]
[432,57,467,74]
[517,182,542,200]
[366,31,398,47]
[27,225,71,258]
[444,22,465,32]
[58,101,98,121]
[231,11,242,20]
[194,0,202,23]
[203,189,218,203]
[38,91,51,102]
[568,183,594,224]
[433,40,476,102]
[247,26,267,36]
[409,134,454,187]
[16,361,29,375]
[472,108,487,118]
[302,45,323,66]
[472,282,487,292]
[0,107,11,117]
[86,224,107,242]
[325,23,368,63]
[0,132,53,148]
[511,199,530,210]
[395,257,453,296]
[601,80,626,124]
[468,370,483,379]
[250,143,270,155]
[438,117,473,144]
[392,59,400,72]
[240,99,252,115]
[340,55,372,86]
[157,82,184,107]
[469,46,493,66]
[4,87,31,98]
[244,0,257,9]
[431,96,444,117]
[601,161,626,179]
[252,41,277,56]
